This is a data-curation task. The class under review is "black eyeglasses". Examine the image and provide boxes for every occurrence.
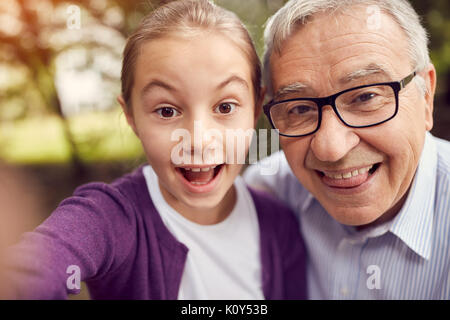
[263,71,417,137]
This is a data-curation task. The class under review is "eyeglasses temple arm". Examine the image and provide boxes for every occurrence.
[400,71,417,89]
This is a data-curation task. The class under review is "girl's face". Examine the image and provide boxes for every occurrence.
[121,33,259,223]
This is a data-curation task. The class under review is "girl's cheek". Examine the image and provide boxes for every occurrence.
[138,126,176,153]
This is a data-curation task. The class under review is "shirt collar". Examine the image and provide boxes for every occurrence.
[389,132,437,260]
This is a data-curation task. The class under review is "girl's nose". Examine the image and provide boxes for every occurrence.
[183,119,224,164]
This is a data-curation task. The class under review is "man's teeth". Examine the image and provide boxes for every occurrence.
[323,165,373,180]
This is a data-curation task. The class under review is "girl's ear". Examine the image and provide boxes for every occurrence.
[117,95,138,137]
[254,87,266,123]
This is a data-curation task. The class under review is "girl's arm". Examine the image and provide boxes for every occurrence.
[0,183,135,299]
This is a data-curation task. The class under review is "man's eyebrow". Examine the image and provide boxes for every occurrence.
[273,64,392,100]
[141,80,175,98]
[340,63,393,84]
[274,82,309,100]
[217,75,249,90]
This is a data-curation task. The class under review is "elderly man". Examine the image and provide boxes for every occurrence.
[244,0,449,299]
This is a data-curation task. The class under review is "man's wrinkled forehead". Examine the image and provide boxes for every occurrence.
[269,7,410,94]
[273,5,376,55]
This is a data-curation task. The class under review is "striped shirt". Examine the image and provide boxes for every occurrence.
[243,132,450,299]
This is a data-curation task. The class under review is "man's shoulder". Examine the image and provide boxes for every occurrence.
[428,135,450,245]
[247,186,295,217]
[434,136,450,175]
[243,151,311,211]
[247,186,302,241]
[243,151,304,191]
[431,136,450,202]
[429,136,450,272]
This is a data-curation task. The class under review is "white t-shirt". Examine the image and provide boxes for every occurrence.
[143,165,264,300]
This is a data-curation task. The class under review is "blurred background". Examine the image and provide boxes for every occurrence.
[0,0,449,281]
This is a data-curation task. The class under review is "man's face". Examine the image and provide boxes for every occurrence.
[269,6,435,227]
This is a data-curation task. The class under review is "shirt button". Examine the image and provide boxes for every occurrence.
[340,286,349,296]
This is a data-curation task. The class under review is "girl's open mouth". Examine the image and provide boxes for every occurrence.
[175,164,225,193]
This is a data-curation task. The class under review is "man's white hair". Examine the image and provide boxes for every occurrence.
[263,0,430,98]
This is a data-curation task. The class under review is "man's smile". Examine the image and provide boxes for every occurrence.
[315,162,382,189]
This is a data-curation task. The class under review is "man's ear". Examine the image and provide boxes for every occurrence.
[254,87,267,124]
[117,95,138,137]
[422,63,436,131]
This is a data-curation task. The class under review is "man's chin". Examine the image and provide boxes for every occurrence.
[326,206,384,228]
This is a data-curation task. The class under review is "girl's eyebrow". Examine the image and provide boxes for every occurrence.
[217,75,249,90]
[141,80,175,98]
[140,75,249,99]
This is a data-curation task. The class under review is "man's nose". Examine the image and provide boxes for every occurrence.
[310,106,360,162]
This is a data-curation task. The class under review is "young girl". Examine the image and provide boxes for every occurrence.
[0,0,306,299]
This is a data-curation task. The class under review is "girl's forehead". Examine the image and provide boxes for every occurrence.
[130,33,256,105]
[135,33,253,80]
[139,32,249,62]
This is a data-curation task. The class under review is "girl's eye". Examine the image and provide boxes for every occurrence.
[156,107,179,119]
[215,102,236,114]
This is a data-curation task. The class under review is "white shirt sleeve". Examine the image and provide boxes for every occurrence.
[243,151,311,213]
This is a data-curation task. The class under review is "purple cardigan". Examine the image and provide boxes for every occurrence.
[2,167,307,299]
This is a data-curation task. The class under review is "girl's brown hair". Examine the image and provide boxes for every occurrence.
[120,0,262,110]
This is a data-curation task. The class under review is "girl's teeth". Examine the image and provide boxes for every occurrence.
[324,165,374,180]
[181,166,218,172]
[191,181,208,185]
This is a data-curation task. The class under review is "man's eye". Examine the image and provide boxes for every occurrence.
[156,107,179,119]
[215,102,236,114]
[353,92,377,103]
[288,105,314,114]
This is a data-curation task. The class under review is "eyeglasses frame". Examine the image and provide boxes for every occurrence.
[263,71,417,137]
